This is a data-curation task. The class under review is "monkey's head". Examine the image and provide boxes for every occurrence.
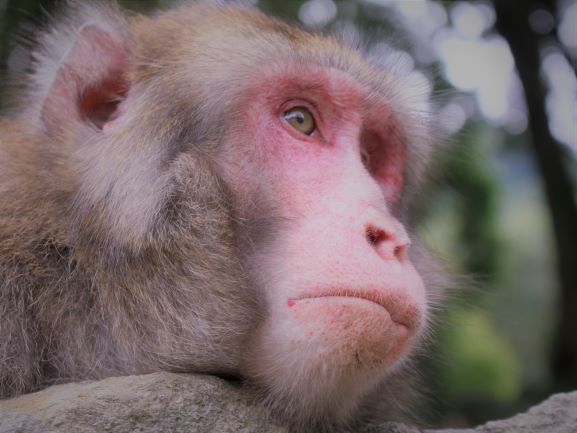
[16,1,440,430]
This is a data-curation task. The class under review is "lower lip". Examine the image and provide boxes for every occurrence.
[287,295,409,329]
[288,295,384,309]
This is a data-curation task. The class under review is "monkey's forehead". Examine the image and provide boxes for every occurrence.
[130,4,404,102]
[130,5,433,126]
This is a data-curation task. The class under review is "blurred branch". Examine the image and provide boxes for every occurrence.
[494,0,577,392]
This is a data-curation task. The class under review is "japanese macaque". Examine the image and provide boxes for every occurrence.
[0,1,444,431]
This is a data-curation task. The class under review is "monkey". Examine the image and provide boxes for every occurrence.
[0,1,445,432]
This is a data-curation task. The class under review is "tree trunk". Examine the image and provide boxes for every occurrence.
[494,0,577,392]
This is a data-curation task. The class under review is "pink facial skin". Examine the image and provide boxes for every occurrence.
[222,63,427,416]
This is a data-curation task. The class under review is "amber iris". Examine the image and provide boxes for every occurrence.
[283,106,316,135]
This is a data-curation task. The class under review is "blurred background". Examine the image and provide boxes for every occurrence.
[0,0,575,428]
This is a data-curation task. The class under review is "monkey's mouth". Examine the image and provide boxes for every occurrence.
[288,289,420,331]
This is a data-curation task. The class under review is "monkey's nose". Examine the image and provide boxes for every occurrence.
[365,224,410,262]
[362,206,411,262]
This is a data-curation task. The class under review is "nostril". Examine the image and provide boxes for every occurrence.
[366,227,386,247]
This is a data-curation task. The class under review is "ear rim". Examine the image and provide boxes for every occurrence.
[40,23,131,134]
[20,0,132,135]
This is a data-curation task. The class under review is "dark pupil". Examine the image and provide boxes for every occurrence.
[295,113,304,123]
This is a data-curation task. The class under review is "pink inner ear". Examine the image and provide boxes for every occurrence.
[80,72,129,129]
[41,25,130,134]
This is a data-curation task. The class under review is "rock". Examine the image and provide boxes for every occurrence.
[0,373,282,433]
[423,391,577,433]
[0,373,575,433]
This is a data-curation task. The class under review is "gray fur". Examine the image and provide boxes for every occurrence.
[0,2,443,432]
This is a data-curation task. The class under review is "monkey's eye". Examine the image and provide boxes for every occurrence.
[360,147,371,169]
[283,107,316,136]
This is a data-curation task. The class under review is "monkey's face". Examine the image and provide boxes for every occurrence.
[221,64,427,417]
[8,1,437,426]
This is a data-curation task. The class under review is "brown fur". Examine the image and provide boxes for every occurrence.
[0,2,443,431]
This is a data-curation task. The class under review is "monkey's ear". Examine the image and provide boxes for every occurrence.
[37,3,131,135]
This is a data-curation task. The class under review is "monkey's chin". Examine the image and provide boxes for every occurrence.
[284,296,413,368]
[243,297,418,426]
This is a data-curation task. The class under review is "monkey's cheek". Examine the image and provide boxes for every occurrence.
[286,298,414,369]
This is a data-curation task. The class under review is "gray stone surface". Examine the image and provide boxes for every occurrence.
[0,372,575,433]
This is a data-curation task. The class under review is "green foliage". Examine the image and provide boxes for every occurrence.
[441,308,521,402]
[259,0,302,21]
